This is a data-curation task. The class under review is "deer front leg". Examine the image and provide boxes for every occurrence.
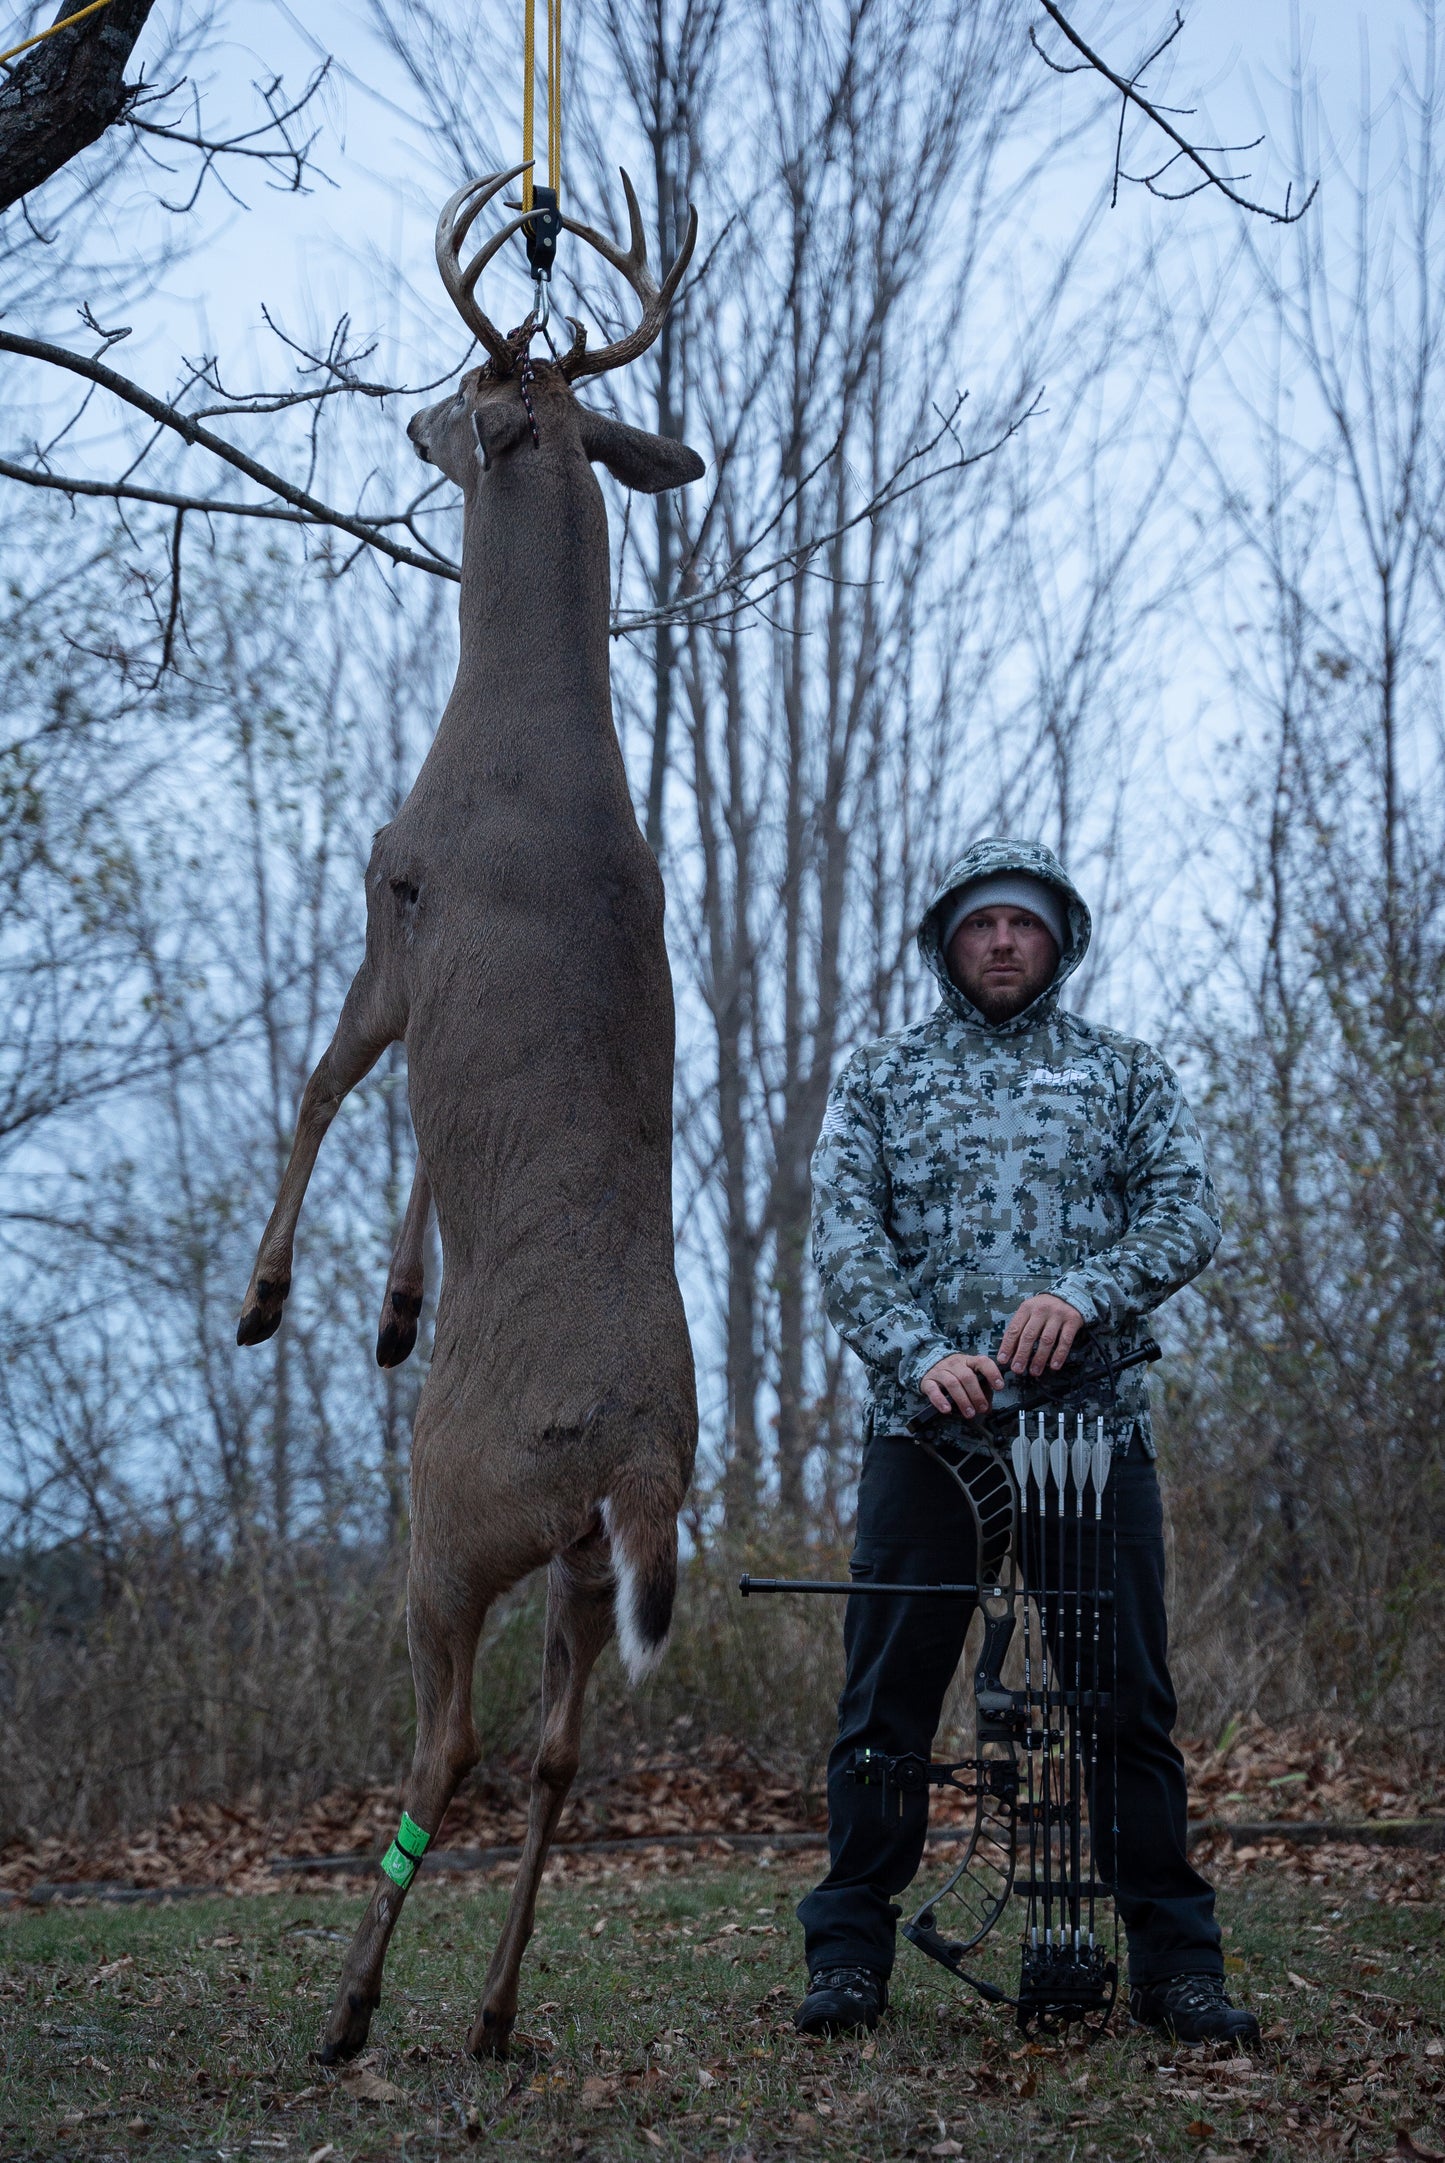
[377,1154,433,1367]
[468,1523,615,2058]
[237,962,398,1346]
[319,1575,487,2064]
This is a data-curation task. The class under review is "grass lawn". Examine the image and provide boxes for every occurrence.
[1,1856,1441,2161]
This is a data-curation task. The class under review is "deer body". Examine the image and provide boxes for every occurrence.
[236,170,702,2060]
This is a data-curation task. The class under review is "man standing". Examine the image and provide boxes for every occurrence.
[795,837,1258,2047]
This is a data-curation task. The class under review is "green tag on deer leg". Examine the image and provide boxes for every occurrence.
[380,1810,431,1890]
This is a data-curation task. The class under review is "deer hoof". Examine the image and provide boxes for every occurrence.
[317,1988,377,2065]
[467,2007,514,2060]
[376,1290,422,1368]
[237,1277,290,1346]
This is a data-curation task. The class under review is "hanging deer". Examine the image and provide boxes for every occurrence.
[235,166,702,2062]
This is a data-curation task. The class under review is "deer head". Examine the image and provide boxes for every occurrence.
[407,165,703,499]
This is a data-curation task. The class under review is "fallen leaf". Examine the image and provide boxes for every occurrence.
[1426,2042,1445,2060]
[860,2040,877,2061]
[591,1916,607,1936]
[1287,1972,1317,1991]
[643,2133,664,2150]
[513,2030,556,2053]
[339,2064,405,2104]
[1398,2135,1445,2162]
[696,2067,717,2088]
[581,2076,620,2107]
[1186,2123,1217,2141]
[126,2120,150,2136]
[932,2144,964,2157]
[306,2148,336,2163]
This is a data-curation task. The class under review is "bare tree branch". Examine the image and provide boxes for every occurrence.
[0,330,461,578]
[125,65,330,216]
[1,1,331,219]
[0,0,154,213]
[1,331,1030,628]
[0,454,455,557]
[1033,3,1317,225]
[613,391,1042,636]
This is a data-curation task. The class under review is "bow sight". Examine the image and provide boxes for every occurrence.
[739,1333,1161,2037]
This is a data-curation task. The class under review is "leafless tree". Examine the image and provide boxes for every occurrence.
[1166,5,1445,1735]
[0,0,324,214]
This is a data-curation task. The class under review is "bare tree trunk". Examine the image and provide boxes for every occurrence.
[0,0,155,212]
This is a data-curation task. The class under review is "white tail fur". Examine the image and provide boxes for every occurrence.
[601,1494,675,1684]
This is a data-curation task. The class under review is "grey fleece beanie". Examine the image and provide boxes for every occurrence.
[940,873,1067,953]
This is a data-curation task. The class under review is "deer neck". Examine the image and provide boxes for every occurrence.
[441,456,615,757]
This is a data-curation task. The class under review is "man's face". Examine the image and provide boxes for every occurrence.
[947,907,1059,1021]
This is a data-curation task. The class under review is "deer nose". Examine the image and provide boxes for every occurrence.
[406,413,431,462]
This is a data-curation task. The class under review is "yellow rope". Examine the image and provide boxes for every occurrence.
[521,0,535,210]
[520,0,560,208]
[547,0,560,193]
[0,0,117,71]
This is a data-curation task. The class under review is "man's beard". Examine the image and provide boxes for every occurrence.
[960,964,1056,1021]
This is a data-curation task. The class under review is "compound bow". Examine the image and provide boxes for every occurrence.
[739,1334,1161,2038]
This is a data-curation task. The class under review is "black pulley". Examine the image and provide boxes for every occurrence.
[524,184,561,276]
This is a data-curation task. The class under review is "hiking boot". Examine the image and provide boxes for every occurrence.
[794,1965,888,2037]
[1130,1972,1262,2047]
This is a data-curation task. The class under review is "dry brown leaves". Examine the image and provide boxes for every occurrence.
[1183,1713,1444,1826]
[1,1720,1439,1899]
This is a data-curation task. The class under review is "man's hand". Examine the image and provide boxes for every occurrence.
[998,1294,1084,1377]
[919,1351,1005,1418]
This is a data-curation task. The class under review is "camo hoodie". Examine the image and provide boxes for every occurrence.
[810,837,1221,1449]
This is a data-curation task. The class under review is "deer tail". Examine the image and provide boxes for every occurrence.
[601,1482,679,1685]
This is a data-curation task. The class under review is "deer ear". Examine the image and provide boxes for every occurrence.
[576,406,705,493]
[472,401,532,470]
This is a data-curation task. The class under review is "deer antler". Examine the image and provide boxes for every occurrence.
[436,166,536,372]
[558,169,698,381]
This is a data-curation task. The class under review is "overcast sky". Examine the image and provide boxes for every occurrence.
[12,0,1425,1019]
[97,0,1418,389]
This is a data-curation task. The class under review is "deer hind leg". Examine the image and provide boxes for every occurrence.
[468,1519,615,2059]
[377,1154,432,1368]
[319,1571,487,2065]
[238,960,399,1346]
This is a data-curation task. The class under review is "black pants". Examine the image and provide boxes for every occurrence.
[797,1431,1221,1989]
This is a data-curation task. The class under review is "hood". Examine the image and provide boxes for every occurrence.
[916,835,1091,1036]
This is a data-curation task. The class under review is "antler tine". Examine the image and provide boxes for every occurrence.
[559,169,699,380]
[436,164,533,368]
[558,171,656,294]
